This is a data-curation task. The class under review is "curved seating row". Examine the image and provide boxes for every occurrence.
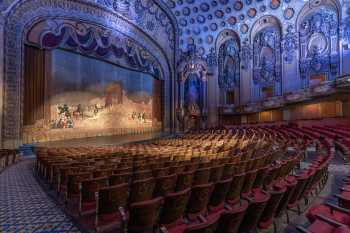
[34,127,331,233]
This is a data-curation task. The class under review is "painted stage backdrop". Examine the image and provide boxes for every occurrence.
[24,49,162,142]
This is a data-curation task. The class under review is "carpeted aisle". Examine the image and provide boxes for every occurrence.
[0,158,81,233]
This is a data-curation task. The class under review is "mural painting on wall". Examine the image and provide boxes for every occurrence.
[218,39,240,90]
[253,23,282,99]
[299,8,339,87]
[27,49,162,141]
[185,73,202,118]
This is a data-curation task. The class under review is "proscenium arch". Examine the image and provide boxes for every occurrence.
[2,0,175,148]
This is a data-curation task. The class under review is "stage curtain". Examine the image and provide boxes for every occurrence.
[23,45,46,126]
[152,79,163,127]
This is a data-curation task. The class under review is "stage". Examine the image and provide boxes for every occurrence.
[34,132,169,148]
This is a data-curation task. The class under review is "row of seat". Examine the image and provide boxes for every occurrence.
[298,171,350,232]
[34,125,334,233]
[0,149,19,173]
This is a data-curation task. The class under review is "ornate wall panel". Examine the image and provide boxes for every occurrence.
[298,3,340,87]
[216,29,240,106]
[251,16,282,101]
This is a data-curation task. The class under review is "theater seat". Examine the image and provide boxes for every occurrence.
[297,215,350,233]
[307,203,350,224]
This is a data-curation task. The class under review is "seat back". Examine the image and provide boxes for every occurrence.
[109,172,132,185]
[275,176,297,217]
[239,189,270,233]
[259,183,287,229]
[222,163,235,179]
[253,166,269,189]
[209,165,224,183]
[133,170,153,181]
[81,177,108,203]
[128,197,164,233]
[215,200,249,233]
[154,174,177,197]
[159,188,191,225]
[176,171,194,191]
[98,183,129,215]
[226,173,245,205]
[130,177,156,203]
[209,178,232,211]
[241,169,258,194]
[187,183,214,221]
[193,168,211,185]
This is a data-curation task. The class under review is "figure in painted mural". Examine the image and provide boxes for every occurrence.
[184,73,202,131]
[185,74,201,116]
[218,39,240,90]
[52,104,74,129]
[256,29,277,84]
[252,21,282,100]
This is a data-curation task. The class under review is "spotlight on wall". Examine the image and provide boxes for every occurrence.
[347,77,350,82]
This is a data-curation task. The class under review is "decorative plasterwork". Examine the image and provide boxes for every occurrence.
[27,19,164,79]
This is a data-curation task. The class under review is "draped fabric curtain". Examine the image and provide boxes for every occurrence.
[23,45,48,126]
[152,78,163,127]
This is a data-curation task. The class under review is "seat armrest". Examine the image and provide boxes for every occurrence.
[118,206,127,222]
[326,202,350,215]
[340,187,350,192]
[224,203,233,211]
[296,225,312,233]
[119,206,128,233]
[198,214,207,223]
[334,194,349,201]
[315,214,347,228]
[160,226,169,233]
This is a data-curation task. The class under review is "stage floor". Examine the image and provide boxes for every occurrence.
[34,132,168,148]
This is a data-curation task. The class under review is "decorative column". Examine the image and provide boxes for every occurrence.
[0,15,4,147]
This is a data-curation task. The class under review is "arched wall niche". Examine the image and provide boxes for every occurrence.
[177,55,208,131]
[297,0,341,88]
[215,29,241,106]
[250,15,283,102]
[2,0,176,148]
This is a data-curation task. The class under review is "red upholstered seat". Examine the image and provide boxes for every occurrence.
[240,188,271,233]
[183,213,220,233]
[307,219,339,233]
[208,178,232,214]
[160,188,191,233]
[275,176,298,218]
[187,183,214,222]
[216,200,249,233]
[338,191,350,209]
[334,227,350,233]
[128,197,164,233]
[307,204,350,224]
[259,180,287,229]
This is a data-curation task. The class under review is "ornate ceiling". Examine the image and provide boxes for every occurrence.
[160,0,317,57]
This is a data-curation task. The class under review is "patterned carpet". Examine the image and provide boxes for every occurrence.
[0,159,81,233]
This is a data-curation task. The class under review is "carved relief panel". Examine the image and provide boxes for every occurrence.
[298,8,339,87]
[218,39,240,91]
[251,16,282,100]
